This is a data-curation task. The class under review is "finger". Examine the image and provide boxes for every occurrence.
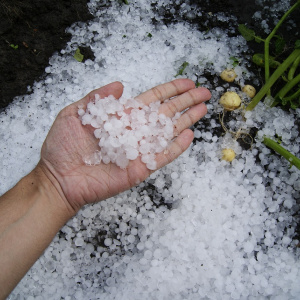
[155,128,194,170]
[173,102,207,136]
[75,81,124,109]
[137,78,196,105]
[160,87,211,118]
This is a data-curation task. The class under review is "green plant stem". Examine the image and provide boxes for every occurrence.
[288,54,300,80]
[273,72,300,105]
[255,36,265,43]
[263,137,300,170]
[281,88,300,103]
[264,0,300,94]
[246,48,300,111]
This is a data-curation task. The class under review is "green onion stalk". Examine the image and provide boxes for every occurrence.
[246,49,300,111]
[263,137,300,170]
[264,0,300,94]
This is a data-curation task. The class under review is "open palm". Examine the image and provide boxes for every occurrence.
[39,79,211,212]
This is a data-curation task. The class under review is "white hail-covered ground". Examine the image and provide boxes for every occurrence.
[1,0,299,299]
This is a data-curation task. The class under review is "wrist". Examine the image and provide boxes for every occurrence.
[32,163,78,223]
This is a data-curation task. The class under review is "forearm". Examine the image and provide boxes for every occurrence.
[0,165,75,299]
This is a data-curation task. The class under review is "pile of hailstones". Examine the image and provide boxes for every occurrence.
[78,94,179,170]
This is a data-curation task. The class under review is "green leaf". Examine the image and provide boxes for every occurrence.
[252,53,264,67]
[74,48,84,62]
[230,56,239,67]
[122,0,129,4]
[252,53,280,68]
[147,33,152,38]
[175,61,189,77]
[10,44,18,50]
[290,100,299,109]
[295,40,300,49]
[238,24,256,41]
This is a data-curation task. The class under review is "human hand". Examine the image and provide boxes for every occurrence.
[38,79,211,213]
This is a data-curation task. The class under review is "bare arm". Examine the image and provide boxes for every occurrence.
[0,167,74,299]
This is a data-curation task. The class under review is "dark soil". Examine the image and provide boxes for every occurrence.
[0,0,93,110]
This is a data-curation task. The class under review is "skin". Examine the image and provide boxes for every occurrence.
[0,79,211,299]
